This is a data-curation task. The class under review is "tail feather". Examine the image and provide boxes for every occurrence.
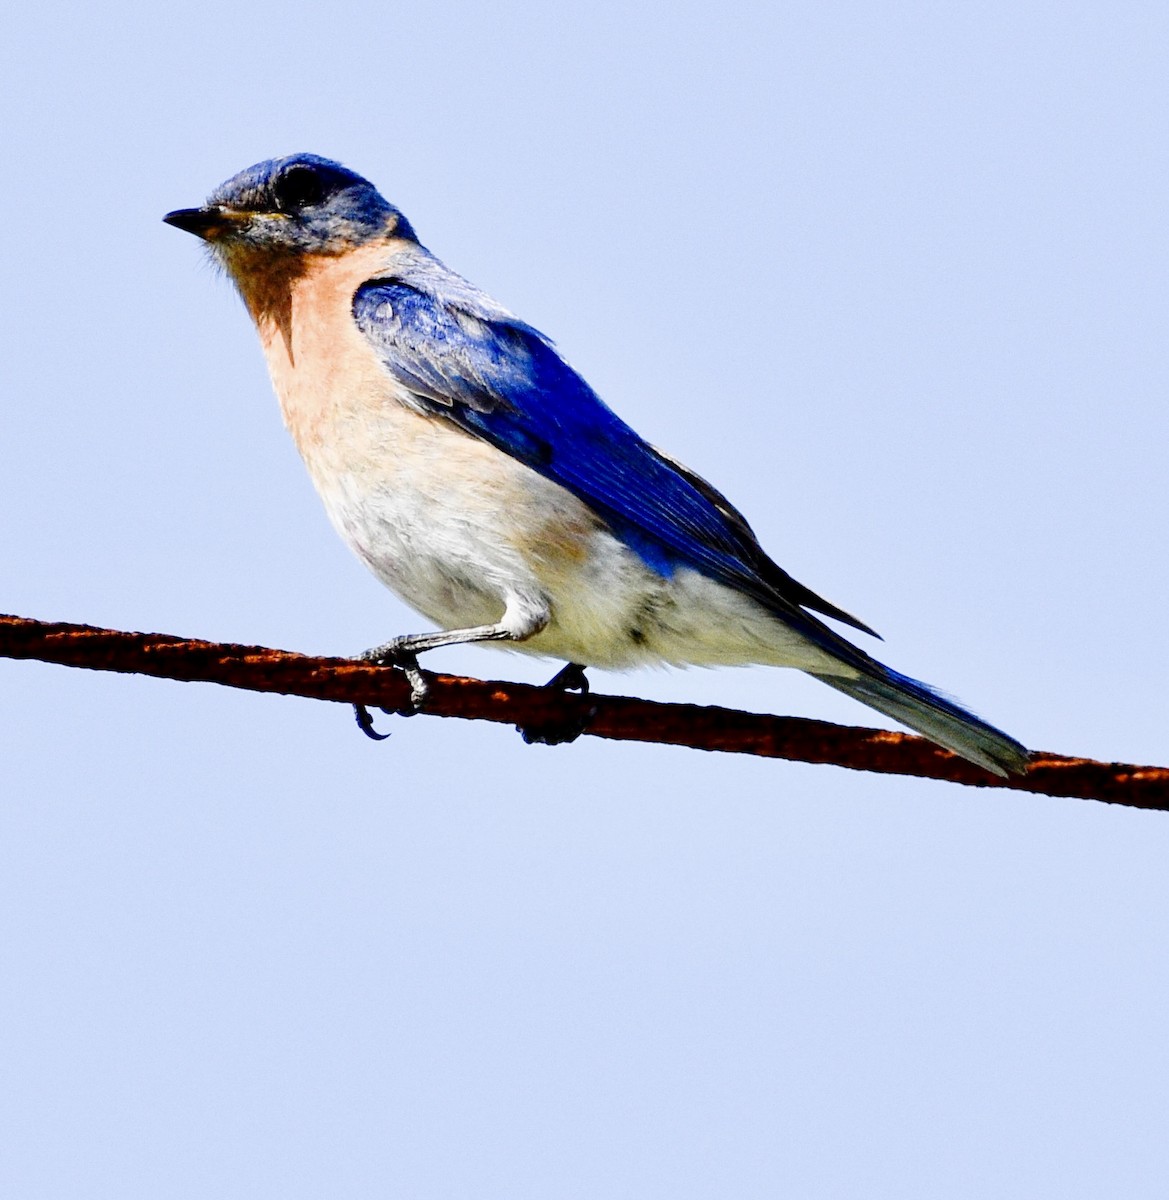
[813,666,1029,777]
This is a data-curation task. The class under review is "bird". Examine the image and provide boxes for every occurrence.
[164,153,1028,776]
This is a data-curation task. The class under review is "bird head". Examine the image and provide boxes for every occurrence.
[163,154,416,257]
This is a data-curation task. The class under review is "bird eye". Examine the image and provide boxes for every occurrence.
[273,164,326,212]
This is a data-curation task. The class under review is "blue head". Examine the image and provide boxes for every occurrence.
[163,154,416,254]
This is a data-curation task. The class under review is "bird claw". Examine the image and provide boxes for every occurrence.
[517,662,595,746]
[354,703,392,741]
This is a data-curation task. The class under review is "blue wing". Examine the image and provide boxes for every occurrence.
[351,268,1032,777]
[352,272,875,650]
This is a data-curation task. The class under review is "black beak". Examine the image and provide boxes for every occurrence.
[163,205,245,241]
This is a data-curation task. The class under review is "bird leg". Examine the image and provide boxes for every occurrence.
[353,603,549,740]
[362,626,512,703]
[543,661,590,694]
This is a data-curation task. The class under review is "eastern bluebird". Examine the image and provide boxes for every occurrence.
[164,153,1028,775]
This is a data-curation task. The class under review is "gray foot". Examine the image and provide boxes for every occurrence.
[359,639,430,709]
[353,641,431,741]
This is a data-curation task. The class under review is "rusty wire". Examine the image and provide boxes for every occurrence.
[1,614,1165,809]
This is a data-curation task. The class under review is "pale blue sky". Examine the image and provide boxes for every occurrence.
[2,1,1168,1196]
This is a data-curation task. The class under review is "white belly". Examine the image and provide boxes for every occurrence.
[309,413,835,674]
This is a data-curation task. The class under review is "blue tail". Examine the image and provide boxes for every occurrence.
[813,665,1028,777]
